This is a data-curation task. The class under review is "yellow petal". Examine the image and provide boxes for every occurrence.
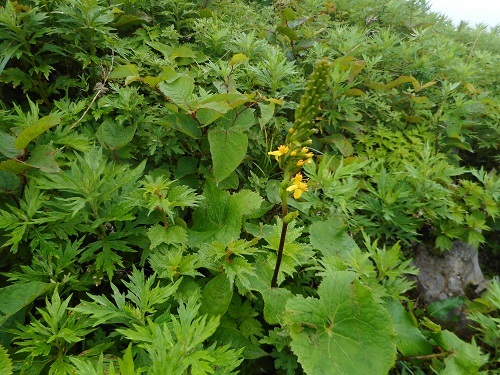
[291,173,303,184]
[294,190,301,199]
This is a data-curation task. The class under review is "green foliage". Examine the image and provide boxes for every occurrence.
[0,0,499,373]
[0,343,13,375]
[284,270,397,374]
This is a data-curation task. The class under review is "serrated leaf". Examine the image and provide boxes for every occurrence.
[157,76,195,111]
[431,330,486,374]
[199,274,233,316]
[148,224,187,249]
[208,127,248,183]
[385,298,433,357]
[97,121,136,150]
[285,271,397,374]
[309,218,358,258]
[211,326,267,359]
[0,282,55,326]
[189,180,262,246]
[117,344,136,375]
[14,115,60,149]
[0,344,13,375]
[262,288,293,325]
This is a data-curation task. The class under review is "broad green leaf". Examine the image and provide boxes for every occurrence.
[14,115,60,149]
[175,156,198,179]
[189,180,262,246]
[27,145,60,173]
[216,108,255,131]
[0,282,55,326]
[0,171,20,193]
[157,76,195,111]
[281,8,297,22]
[285,271,397,374]
[199,274,233,316]
[428,297,465,321]
[288,16,313,28]
[276,26,298,40]
[331,134,354,157]
[208,127,248,183]
[430,330,486,374]
[147,41,172,58]
[345,88,366,96]
[200,93,250,109]
[160,113,202,139]
[309,218,358,258]
[109,64,140,79]
[148,224,187,249]
[0,344,12,375]
[97,121,136,150]
[112,10,151,28]
[143,66,179,87]
[262,287,293,325]
[258,102,275,127]
[171,46,197,59]
[229,53,249,66]
[197,94,251,126]
[196,108,225,126]
[217,172,239,190]
[385,298,433,357]
[0,131,21,158]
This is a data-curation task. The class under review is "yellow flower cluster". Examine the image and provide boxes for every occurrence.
[286,173,308,199]
[268,145,289,161]
[267,145,314,166]
[296,147,314,167]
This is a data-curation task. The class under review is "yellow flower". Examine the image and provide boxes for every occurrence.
[301,147,309,153]
[287,173,309,199]
[268,145,289,161]
[296,159,305,167]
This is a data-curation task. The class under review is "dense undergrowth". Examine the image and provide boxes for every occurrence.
[0,0,499,373]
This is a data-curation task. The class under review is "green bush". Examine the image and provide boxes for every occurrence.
[0,0,498,373]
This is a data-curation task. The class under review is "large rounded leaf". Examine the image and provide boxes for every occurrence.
[284,271,396,375]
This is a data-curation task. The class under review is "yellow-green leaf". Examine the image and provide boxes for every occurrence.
[229,53,249,66]
[14,115,60,149]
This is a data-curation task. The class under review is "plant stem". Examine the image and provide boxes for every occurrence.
[271,221,288,288]
[397,350,452,362]
[271,181,290,288]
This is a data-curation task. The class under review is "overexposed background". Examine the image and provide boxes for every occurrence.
[428,0,500,27]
